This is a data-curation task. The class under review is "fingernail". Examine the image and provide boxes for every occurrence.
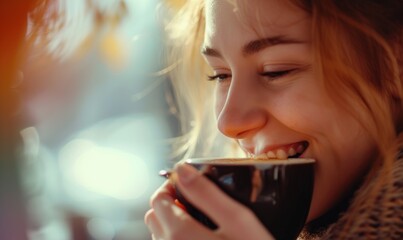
[153,195,172,210]
[160,199,170,207]
[176,164,198,185]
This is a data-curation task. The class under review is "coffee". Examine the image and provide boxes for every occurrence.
[173,158,315,240]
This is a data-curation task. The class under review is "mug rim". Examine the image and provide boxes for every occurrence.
[186,157,316,165]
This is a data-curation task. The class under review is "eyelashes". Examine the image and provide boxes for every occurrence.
[207,69,297,82]
[259,69,296,80]
[207,73,231,81]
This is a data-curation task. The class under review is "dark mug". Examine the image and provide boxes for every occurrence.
[161,157,315,240]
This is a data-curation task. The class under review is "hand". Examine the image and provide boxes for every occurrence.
[144,163,274,240]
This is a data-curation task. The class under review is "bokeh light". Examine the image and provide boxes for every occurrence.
[17,0,175,239]
[60,139,150,200]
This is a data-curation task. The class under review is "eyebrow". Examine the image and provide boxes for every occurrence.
[201,36,305,58]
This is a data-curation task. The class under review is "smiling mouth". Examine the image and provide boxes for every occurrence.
[252,141,309,160]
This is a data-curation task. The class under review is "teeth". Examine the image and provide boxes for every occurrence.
[288,147,296,156]
[251,142,307,160]
[266,151,276,158]
[276,149,288,159]
[254,153,268,159]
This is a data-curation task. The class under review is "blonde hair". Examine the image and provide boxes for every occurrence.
[164,0,232,160]
[164,0,402,162]
[308,0,402,162]
[164,0,403,236]
[303,0,403,235]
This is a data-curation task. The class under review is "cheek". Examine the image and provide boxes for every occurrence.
[309,135,375,220]
[306,104,376,220]
[269,91,328,134]
[213,85,227,118]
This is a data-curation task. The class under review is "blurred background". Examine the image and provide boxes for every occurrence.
[1,0,181,239]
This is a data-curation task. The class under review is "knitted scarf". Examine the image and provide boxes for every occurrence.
[300,149,403,239]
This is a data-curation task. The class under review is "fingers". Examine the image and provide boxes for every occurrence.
[146,190,220,240]
[145,165,274,240]
[174,164,273,239]
[144,209,163,239]
[149,180,176,207]
[174,163,250,225]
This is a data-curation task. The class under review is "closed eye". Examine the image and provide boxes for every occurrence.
[259,69,296,81]
[207,73,232,81]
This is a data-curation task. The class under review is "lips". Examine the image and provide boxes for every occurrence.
[248,141,309,160]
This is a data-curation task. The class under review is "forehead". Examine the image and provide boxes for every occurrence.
[204,0,310,44]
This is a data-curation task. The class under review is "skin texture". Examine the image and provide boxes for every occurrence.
[145,0,378,238]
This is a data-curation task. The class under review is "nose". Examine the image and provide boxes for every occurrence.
[216,80,268,139]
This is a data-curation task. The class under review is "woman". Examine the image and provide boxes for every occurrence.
[145,0,403,239]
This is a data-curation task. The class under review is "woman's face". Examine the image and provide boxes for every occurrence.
[202,0,376,221]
